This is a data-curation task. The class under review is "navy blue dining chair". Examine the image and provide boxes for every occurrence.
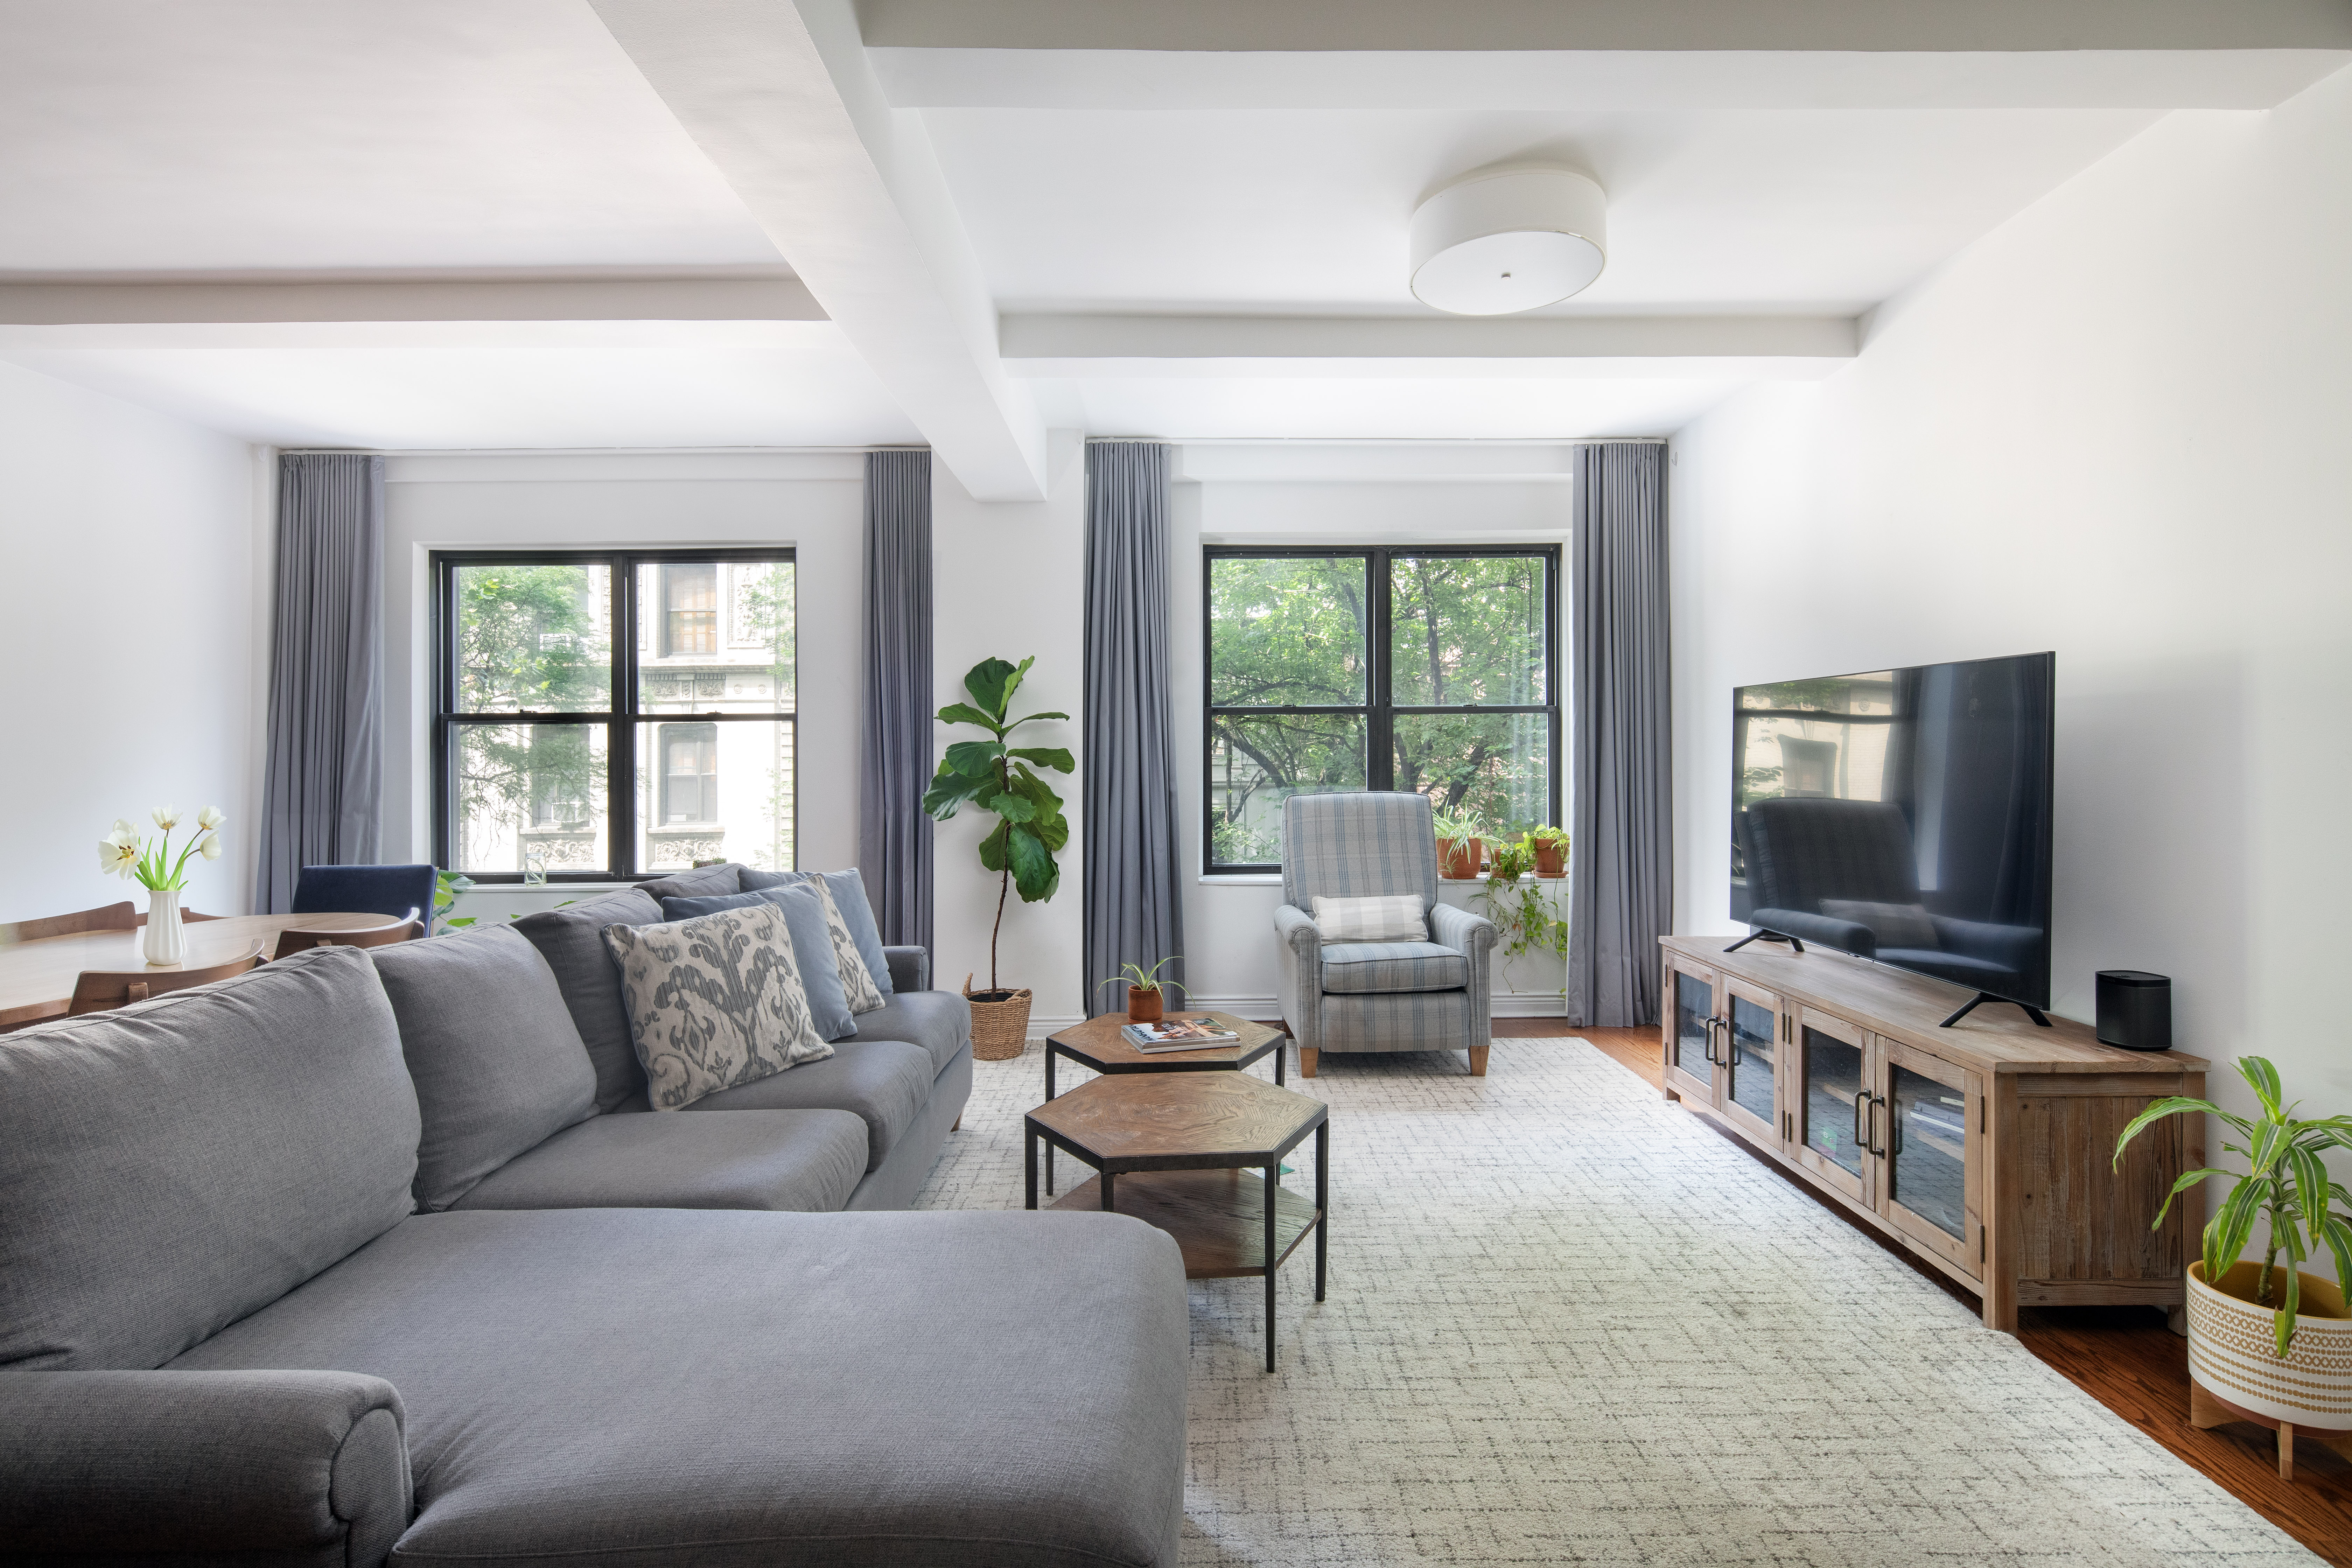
[292,864,438,923]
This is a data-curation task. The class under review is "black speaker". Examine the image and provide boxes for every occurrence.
[2096,971,2172,1051]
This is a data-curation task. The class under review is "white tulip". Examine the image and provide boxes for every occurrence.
[110,819,138,841]
[199,832,223,861]
[152,805,181,831]
[99,835,139,877]
[197,805,226,830]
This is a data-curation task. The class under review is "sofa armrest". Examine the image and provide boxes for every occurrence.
[1429,901,1498,957]
[0,1369,412,1568]
[882,945,930,993]
[1272,904,1323,1050]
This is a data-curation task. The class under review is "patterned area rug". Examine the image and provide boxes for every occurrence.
[915,1037,2316,1567]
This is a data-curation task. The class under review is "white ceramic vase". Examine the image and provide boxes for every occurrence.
[2186,1261,2352,1430]
[142,888,186,967]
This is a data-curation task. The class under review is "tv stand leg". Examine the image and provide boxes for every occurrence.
[1940,992,2052,1029]
[1723,927,1806,955]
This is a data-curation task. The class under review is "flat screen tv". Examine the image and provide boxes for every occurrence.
[1730,651,2054,1023]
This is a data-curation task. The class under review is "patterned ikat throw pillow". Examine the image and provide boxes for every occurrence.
[796,874,887,1013]
[602,902,833,1110]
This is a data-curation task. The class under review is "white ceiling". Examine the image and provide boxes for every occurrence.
[0,0,2341,464]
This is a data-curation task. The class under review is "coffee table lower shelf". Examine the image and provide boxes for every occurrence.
[1049,1170,1320,1279]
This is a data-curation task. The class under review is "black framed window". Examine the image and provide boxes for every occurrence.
[1204,546,1559,874]
[431,550,796,882]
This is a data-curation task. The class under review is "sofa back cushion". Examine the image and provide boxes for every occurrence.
[0,946,420,1370]
[371,926,598,1211]
[512,887,663,1110]
[663,886,859,1042]
[636,862,744,904]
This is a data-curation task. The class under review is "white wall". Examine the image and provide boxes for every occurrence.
[1668,72,2352,1127]
[931,430,1087,1027]
[1170,444,1576,1014]
[0,359,257,923]
[381,450,866,894]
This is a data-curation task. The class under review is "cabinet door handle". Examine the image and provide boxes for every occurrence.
[1853,1088,1869,1148]
[1870,1092,1889,1158]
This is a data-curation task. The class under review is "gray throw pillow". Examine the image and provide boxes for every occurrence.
[512,887,664,1112]
[602,902,833,1110]
[1819,899,1941,950]
[661,888,858,1040]
[746,868,893,1004]
[371,925,599,1211]
[637,863,744,904]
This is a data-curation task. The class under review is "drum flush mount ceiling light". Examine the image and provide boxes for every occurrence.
[1409,166,1608,315]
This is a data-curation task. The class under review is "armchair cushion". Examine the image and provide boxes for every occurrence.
[1319,941,1469,995]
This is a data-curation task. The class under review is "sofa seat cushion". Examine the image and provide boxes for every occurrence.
[670,1040,936,1173]
[169,1208,1188,1568]
[511,888,664,1112]
[849,989,973,1079]
[450,1109,868,1213]
[1318,940,1470,995]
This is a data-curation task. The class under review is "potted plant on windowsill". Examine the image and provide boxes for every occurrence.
[1529,824,1569,879]
[924,655,1073,1061]
[1473,838,1570,994]
[1099,957,1185,1023]
[1433,809,1485,881]
[2114,1055,2352,1474]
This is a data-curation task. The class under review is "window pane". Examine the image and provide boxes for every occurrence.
[1392,712,1550,837]
[635,720,794,874]
[454,723,608,875]
[1209,556,1368,707]
[1387,555,1547,707]
[453,563,611,713]
[1208,714,1365,866]
[637,561,795,714]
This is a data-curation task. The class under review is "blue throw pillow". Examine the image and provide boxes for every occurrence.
[742,868,896,998]
[751,883,859,1042]
[659,891,765,923]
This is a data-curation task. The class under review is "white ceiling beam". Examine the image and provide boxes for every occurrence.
[860,0,2352,54]
[587,0,1049,501]
[1000,314,1855,380]
[873,47,2349,112]
[0,276,825,327]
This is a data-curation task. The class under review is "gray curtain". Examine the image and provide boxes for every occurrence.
[859,449,934,954]
[255,453,385,913]
[1568,441,1672,1027]
[1083,442,1185,1016]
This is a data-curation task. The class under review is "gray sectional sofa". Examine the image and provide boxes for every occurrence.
[0,867,1189,1568]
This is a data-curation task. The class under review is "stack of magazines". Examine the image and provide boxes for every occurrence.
[1121,1016,1241,1052]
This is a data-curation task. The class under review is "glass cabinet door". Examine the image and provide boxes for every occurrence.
[1664,961,1718,1102]
[1791,1009,1872,1206]
[1720,982,1780,1147]
[1882,1043,1983,1279]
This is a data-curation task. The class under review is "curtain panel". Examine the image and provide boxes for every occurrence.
[1568,441,1672,1028]
[255,453,385,913]
[1083,442,1186,1016]
[859,448,935,954]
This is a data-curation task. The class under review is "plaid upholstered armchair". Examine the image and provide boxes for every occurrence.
[1273,792,1500,1077]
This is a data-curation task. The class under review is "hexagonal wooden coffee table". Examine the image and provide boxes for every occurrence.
[1040,1011,1285,1196]
[1025,1070,1328,1373]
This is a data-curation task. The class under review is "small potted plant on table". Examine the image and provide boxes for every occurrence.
[1433,809,1485,881]
[2114,1055,2352,1478]
[1099,957,1185,1023]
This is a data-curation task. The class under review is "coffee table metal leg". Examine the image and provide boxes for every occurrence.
[1101,1169,1116,1213]
[1264,1160,1279,1373]
[1276,1043,1286,1087]
[1025,1127,1037,1211]
[1315,1121,1328,1303]
[1044,1047,1057,1196]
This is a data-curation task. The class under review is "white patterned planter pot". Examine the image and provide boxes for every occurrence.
[2186,1261,2352,1430]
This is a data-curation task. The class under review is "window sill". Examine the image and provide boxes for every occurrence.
[1198,873,1283,887]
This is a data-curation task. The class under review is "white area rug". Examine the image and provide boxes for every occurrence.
[915,1038,2316,1567]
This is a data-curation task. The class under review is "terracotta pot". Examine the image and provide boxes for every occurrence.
[1127,988,1164,1024]
[1533,842,1567,878]
[1440,837,1484,880]
[2187,1260,2352,1431]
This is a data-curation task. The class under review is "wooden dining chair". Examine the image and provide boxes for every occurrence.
[66,946,266,1016]
[0,901,138,946]
[271,910,424,960]
[136,908,224,925]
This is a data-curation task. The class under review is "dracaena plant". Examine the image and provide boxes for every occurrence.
[2114,1055,2352,1354]
[922,657,1074,993]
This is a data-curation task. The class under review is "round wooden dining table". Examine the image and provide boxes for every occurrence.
[0,913,389,1031]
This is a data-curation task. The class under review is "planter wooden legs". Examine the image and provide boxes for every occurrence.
[2190,1374,2352,1482]
[1298,1047,1318,1078]
[1468,1046,1489,1076]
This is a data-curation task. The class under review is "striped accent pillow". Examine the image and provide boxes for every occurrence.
[1310,893,1426,944]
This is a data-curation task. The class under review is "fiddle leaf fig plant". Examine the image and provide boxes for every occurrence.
[923,656,1073,993]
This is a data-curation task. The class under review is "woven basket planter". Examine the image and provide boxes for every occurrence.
[2187,1261,2352,1431]
[964,977,1032,1061]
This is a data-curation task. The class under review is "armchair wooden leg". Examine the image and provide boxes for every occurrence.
[952,1115,961,1132]
[1468,1045,1489,1076]
[1298,1047,1318,1078]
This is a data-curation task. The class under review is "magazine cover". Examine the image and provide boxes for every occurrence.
[1123,1015,1239,1046]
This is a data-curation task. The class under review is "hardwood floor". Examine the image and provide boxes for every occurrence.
[1566,1021,2352,1564]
